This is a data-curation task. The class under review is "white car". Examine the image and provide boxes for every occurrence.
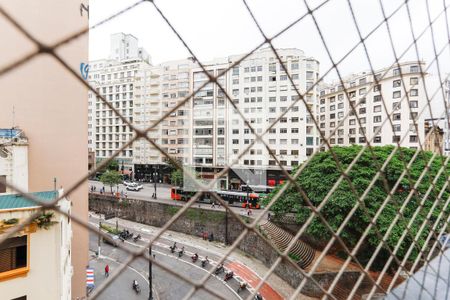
[123,180,133,187]
[126,183,143,191]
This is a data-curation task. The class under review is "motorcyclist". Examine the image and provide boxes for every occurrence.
[132,279,139,289]
[255,293,263,300]
[192,253,198,260]
[215,263,224,274]
[224,270,234,281]
[178,246,184,256]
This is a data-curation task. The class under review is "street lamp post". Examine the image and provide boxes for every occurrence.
[246,174,250,208]
[149,245,153,300]
[152,168,158,199]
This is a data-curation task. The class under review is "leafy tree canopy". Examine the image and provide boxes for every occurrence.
[100,170,123,193]
[264,145,449,269]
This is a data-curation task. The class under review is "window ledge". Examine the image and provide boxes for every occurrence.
[0,267,29,282]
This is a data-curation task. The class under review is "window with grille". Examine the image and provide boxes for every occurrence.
[0,236,27,274]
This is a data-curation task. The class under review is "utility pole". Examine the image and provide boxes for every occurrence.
[98,219,102,257]
[149,245,153,300]
[115,211,118,232]
[225,209,228,245]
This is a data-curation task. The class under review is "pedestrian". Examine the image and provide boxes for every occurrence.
[121,190,124,198]
[211,202,215,209]
[104,264,109,277]
[247,209,250,216]
[217,201,221,208]
[268,212,271,221]
[125,191,128,199]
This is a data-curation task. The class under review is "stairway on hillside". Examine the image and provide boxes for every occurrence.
[259,221,316,269]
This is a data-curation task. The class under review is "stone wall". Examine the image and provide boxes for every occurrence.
[89,194,367,298]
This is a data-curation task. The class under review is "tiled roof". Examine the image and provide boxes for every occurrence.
[0,191,58,210]
[0,129,22,138]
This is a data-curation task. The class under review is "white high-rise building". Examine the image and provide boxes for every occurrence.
[191,48,320,188]
[318,61,427,150]
[88,34,152,171]
[110,32,150,64]
[133,59,197,182]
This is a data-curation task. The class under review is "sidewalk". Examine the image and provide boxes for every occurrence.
[94,213,315,299]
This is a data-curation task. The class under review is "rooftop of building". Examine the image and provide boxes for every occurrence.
[0,128,24,139]
[0,190,58,211]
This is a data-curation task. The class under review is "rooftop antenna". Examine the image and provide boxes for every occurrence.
[12,105,15,129]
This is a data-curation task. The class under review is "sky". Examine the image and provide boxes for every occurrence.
[89,0,450,81]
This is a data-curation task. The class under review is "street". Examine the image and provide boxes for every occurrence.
[88,215,251,300]
[88,180,267,219]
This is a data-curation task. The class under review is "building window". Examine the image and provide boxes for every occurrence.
[373,116,382,123]
[374,136,382,143]
[374,84,381,92]
[410,89,418,96]
[409,101,418,108]
[373,105,382,113]
[393,124,401,132]
[393,136,400,142]
[410,77,419,85]
[393,80,401,87]
[410,135,418,142]
[393,68,401,76]
[393,91,401,98]
[0,236,28,279]
[393,113,401,121]
[0,175,5,193]
[393,102,401,110]
[410,65,419,73]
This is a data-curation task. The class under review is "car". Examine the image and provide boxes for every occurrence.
[102,234,120,247]
[123,180,133,187]
[126,184,143,191]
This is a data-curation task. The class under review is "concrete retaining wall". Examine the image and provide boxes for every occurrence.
[89,194,366,298]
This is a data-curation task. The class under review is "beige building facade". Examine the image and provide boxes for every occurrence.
[0,1,88,298]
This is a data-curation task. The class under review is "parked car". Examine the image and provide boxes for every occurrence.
[102,234,119,247]
[123,180,133,187]
[126,183,143,191]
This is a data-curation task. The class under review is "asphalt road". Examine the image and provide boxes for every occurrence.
[89,216,249,300]
[88,180,267,219]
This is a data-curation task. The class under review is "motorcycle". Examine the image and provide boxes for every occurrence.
[237,282,247,293]
[170,245,177,253]
[224,271,234,281]
[201,258,209,267]
[214,264,224,275]
[178,248,184,258]
[133,234,141,242]
[132,281,141,294]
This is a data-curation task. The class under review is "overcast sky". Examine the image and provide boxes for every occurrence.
[89,0,450,81]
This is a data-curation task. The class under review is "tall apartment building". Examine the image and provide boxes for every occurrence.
[88,34,152,171]
[318,62,426,149]
[191,48,320,188]
[110,32,150,63]
[133,59,196,183]
[1,1,88,297]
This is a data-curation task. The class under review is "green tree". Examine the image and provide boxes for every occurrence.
[171,169,184,187]
[264,145,449,270]
[100,170,123,194]
[97,159,119,173]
